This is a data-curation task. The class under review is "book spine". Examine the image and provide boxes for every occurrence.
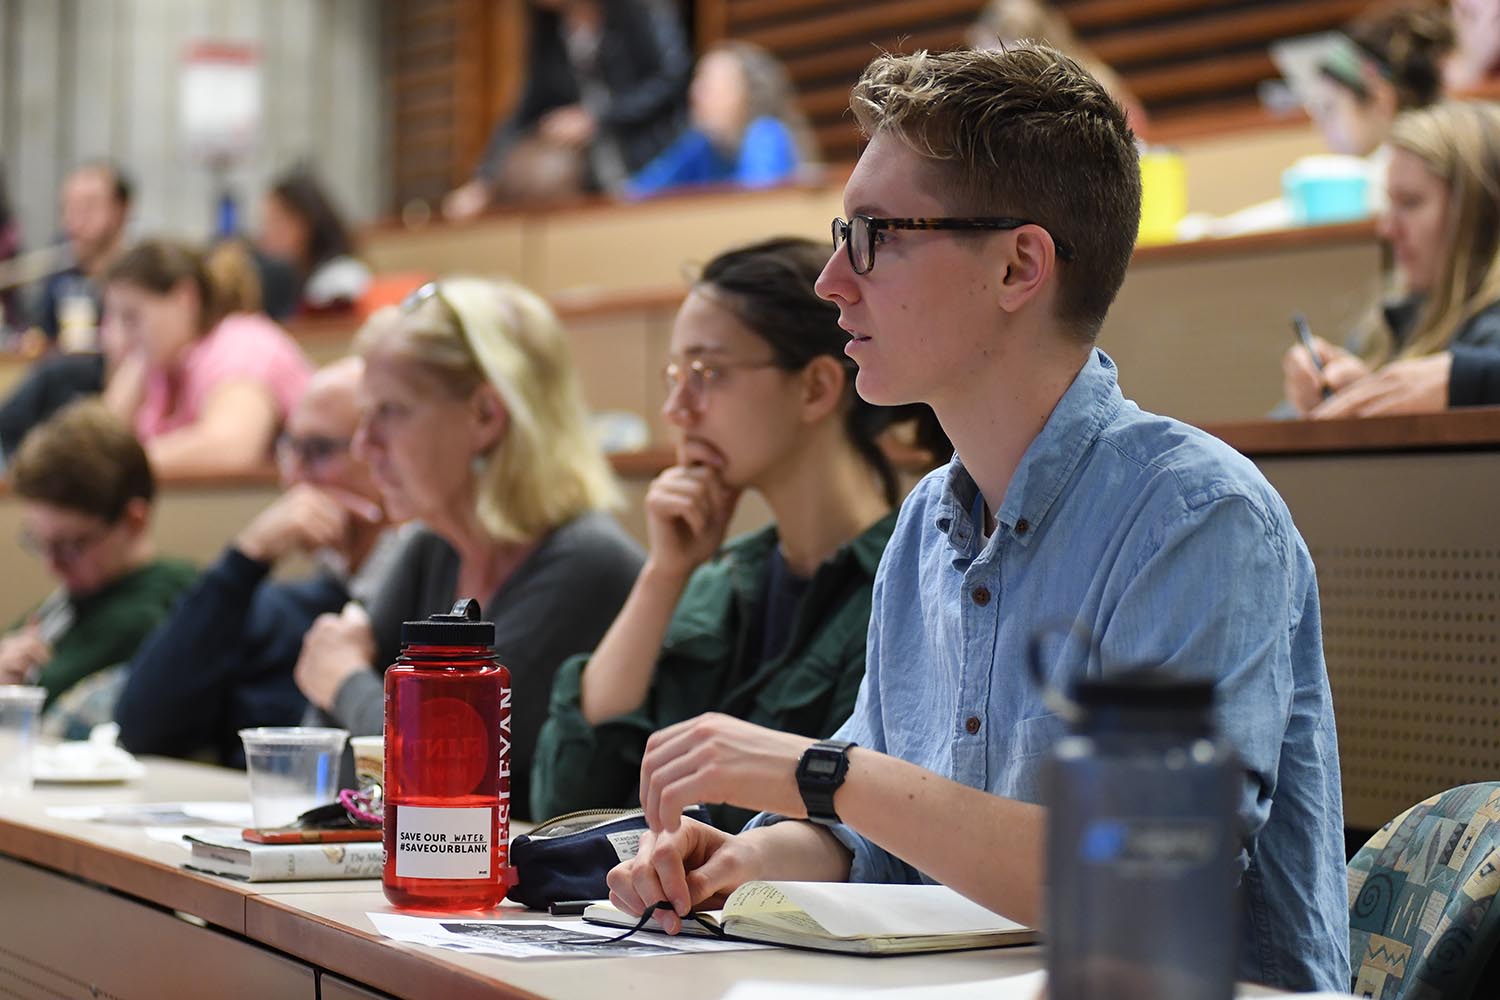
[192,843,383,881]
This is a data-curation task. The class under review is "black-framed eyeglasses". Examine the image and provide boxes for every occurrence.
[831,215,1076,275]
[276,433,352,469]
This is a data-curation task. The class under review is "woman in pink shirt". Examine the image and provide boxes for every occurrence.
[101,240,312,476]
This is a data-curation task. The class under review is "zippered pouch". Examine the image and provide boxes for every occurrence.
[507,804,711,910]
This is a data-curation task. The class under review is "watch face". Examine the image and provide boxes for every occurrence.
[806,756,839,776]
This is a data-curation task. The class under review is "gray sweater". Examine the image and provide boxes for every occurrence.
[329,511,643,820]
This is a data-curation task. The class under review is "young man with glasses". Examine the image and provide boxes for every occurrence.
[1,400,194,706]
[114,358,399,767]
[606,45,1349,992]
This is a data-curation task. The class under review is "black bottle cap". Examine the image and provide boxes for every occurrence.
[1073,674,1215,711]
[400,598,495,647]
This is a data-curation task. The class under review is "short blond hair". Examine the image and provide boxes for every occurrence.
[850,45,1140,340]
[354,278,620,544]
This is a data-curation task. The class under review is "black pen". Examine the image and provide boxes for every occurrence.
[548,900,596,916]
[1291,313,1332,400]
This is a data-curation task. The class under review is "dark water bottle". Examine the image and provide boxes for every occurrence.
[1044,674,1239,1000]
[383,599,514,910]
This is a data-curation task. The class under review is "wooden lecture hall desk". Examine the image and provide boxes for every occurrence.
[0,758,1301,1000]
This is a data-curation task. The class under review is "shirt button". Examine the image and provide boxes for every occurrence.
[965,716,982,735]
[972,586,991,607]
[1016,519,1030,535]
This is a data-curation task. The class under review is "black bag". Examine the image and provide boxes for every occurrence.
[508,805,712,911]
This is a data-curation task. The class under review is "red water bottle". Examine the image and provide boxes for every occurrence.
[383,599,513,910]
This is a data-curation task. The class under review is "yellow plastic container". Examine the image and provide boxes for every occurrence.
[1137,148,1187,246]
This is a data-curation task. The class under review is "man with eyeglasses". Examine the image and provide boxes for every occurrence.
[115,358,400,768]
[606,45,1349,993]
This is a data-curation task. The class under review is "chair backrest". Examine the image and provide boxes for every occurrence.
[1348,782,1500,1000]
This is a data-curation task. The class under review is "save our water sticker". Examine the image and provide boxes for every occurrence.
[395,805,492,879]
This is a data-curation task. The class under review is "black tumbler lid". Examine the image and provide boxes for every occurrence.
[1073,672,1215,712]
[400,598,495,646]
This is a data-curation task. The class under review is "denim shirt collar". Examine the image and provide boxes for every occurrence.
[934,349,1124,555]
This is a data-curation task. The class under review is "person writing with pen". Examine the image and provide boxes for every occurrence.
[606,45,1348,994]
[1284,100,1500,417]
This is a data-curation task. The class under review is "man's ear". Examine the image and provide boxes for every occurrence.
[120,497,152,536]
[996,226,1056,315]
[470,384,510,452]
[799,355,848,425]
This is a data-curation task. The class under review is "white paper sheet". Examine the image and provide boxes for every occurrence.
[722,974,1353,999]
[758,882,1027,939]
[722,972,1047,1000]
[367,912,769,960]
[47,802,253,827]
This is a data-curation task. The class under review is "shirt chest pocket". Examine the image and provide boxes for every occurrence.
[998,713,1069,805]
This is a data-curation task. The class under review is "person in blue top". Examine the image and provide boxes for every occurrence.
[626,42,815,199]
[605,45,1351,994]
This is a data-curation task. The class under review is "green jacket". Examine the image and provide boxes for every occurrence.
[531,511,896,828]
[12,559,197,709]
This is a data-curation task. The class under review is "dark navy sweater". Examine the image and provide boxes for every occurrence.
[115,548,341,768]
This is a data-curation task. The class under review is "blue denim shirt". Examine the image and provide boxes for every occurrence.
[750,350,1349,992]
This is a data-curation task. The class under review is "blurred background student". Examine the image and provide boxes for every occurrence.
[101,238,312,476]
[291,278,643,819]
[969,0,1148,135]
[443,0,691,218]
[1444,0,1500,90]
[1284,100,1500,417]
[28,161,132,350]
[1311,1,1452,159]
[531,237,946,827]
[257,169,372,315]
[0,165,21,342]
[0,401,194,709]
[625,42,817,198]
[116,358,399,768]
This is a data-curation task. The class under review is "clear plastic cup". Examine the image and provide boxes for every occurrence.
[0,686,47,797]
[349,735,383,794]
[238,727,348,829]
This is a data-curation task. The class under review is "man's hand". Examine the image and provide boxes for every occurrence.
[0,627,50,685]
[642,465,740,582]
[1312,352,1452,419]
[538,105,596,148]
[442,179,490,222]
[236,485,365,565]
[640,713,815,833]
[605,818,765,934]
[293,603,376,711]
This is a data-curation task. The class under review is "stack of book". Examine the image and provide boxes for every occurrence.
[185,831,382,882]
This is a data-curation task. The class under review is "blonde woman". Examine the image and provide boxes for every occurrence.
[292,278,644,819]
[1284,100,1500,416]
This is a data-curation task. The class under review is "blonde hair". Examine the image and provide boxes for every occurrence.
[1358,100,1500,365]
[354,277,621,544]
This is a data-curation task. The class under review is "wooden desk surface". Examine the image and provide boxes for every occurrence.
[0,761,1302,998]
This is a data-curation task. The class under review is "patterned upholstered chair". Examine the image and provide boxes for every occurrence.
[1348,782,1500,1000]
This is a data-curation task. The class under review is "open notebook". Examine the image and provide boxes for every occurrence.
[583,881,1037,956]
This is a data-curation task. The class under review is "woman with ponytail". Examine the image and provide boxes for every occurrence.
[532,236,946,827]
[101,239,311,476]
